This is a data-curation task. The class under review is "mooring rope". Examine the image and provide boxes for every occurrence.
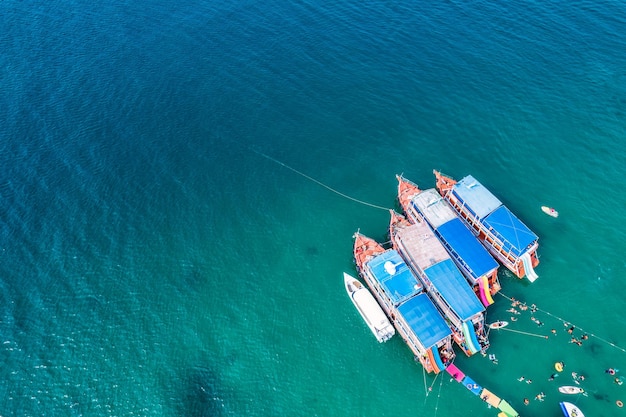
[424,370,440,402]
[433,371,444,417]
[498,292,626,353]
[497,327,548,339]
[250,148,392,211]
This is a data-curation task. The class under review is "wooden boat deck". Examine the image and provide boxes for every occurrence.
[394,221,449,270]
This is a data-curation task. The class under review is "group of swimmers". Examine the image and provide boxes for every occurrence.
[521,392,546,405]
[517,376,545,405]
[504,297,625,409]
[564,323,590,346]
[506,299,543,325]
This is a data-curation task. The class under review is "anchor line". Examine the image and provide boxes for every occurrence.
[498,292,626,353]
[249,148,391,211]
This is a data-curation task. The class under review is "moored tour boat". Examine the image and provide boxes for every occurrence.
[396,175,501,307]
[353,232,455,374]
[388,210,489,357]
[434,170,540,282]
[560,401,584,417]
[541,206,559,218]
[343,272,395,343]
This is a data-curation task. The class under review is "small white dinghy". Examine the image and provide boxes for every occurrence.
[560,401,584,417]
[344,272,395,343]
[488,321,509,330]
[559,386,585,394]
[541,206,559,218]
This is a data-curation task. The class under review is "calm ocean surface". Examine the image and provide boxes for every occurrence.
[1,0,626,416]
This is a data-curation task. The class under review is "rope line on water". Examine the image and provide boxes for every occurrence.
[433,371,444,417]
[249,148,392,211]
[497,327,548,339]
[498,292,626,353]
[424,369,440,403]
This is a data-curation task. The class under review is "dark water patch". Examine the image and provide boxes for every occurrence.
[306,246,318,256]
[593,392,610,402]
[179,365,226,417]
[180,261,208,293]
[589,342,603,356]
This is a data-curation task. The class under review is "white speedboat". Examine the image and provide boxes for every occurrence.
[488,321,509,330]
[541,206,559,218]
[559,386,584,394]
[344,272,395,343]
[560,401,584,417]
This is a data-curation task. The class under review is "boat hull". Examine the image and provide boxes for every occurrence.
[541,206,559,218]
[560,401,585,417]
[344,272,394,343]
[558,386,584,394]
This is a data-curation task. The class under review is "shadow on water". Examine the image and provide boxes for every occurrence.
[589,341,603,356]
[179,366,225,417]
[180,262,208,293]
[592,392,610,402]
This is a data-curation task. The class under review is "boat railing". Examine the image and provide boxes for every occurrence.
[451,198,521,266]
[395,316,427,353]
[362,270,397,314]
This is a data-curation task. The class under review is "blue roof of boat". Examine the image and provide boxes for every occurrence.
[436,219,499,282]
[423,259,485,321]
[397,293,452,349]
[483,205,538,257]
[366,250,423,305]
[451,175,502,220]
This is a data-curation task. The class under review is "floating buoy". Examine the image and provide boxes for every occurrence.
[617,400,623,408]
[555,362,564,372]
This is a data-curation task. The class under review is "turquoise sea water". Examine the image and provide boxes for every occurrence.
[1,1,626,416]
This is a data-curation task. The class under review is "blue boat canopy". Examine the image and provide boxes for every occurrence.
[397,293,452,349]
[436,219,499,282]
[424,259,485,321]
[452,175,502,220]
[483,205,538,257]
[366,250,423,305]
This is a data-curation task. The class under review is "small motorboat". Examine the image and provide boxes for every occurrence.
[541,206,559,218]
[488,321,509,330]
[344,272,395,343]
[559,386,585,394]
[560,401,584,417]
